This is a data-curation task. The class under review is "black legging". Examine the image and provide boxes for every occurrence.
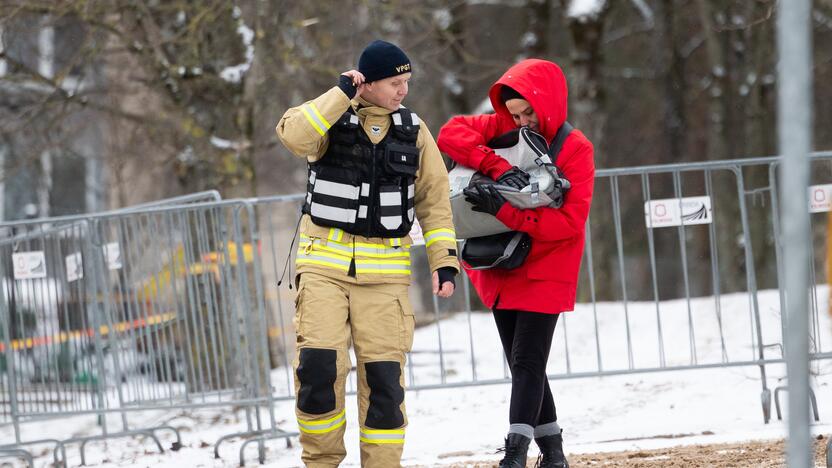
[492,308,560,426]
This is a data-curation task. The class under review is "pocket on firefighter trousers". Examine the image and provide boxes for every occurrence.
[397,292,415,353]
[293,277,307,338]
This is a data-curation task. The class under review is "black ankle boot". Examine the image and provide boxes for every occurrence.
[534,432,568,468]
[498,433,531,467]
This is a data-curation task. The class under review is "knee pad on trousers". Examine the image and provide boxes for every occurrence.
[296,348,337,414]
[364,361,404,429]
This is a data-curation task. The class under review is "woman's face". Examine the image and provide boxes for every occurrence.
[505,98,539,133]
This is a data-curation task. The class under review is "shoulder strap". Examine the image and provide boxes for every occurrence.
[331,107,360,130]
[392,107,420,128]
[390,107,420,142]
[547,121,574,164]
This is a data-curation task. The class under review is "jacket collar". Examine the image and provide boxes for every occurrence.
[352,96,397,118]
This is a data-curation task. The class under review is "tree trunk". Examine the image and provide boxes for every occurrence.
[565,7,608,156]
[524,0,553,58]
[562,1,610,300]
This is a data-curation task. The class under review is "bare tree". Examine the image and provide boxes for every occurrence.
[2,0,829,303]
[559,0,611,155]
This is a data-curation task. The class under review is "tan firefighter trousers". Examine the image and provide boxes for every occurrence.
[292,271,415,468]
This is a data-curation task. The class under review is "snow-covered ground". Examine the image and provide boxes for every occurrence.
[2,288,831,467]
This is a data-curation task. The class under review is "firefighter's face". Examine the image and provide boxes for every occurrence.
[505,98,539,133]
[363,73,411,111]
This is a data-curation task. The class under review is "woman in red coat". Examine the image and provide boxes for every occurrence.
[438,59,594,468]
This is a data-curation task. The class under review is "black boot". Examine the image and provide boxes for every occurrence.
[498,433,531,467]
[534,432,568,468]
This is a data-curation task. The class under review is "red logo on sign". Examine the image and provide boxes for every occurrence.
[654,204,667,217]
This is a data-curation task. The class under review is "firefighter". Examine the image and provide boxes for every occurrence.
[276,40,460,468]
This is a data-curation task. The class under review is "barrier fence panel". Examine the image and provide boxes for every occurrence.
[227,155,832,462]
[249,195,305,404]
[0,199,293,466]
[1,220,90,466]
[240,156,831,430]
[243,155,831,427]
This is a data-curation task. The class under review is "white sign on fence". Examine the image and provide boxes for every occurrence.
[12,251,47,279]
[103,242,122,270]
[644,196,713,228]
[808,184,832,213]
[65,252,83,282]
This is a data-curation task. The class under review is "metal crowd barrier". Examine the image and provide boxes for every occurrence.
[219,154,832,463]
[386,153,832,418]
[188,154,832,464]
[248,154,832,402]
[0,196,295,466]
[0,193,219,467]
[3,155,832,466]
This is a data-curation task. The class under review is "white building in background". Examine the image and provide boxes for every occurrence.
[0,15,106,221]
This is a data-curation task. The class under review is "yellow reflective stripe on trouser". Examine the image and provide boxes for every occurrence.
[297,409,346,434]
[423,228,456,247]
[359,427,405,444]
[301,103,331,136]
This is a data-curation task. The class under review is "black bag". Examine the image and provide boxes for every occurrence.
[461,231,532,270]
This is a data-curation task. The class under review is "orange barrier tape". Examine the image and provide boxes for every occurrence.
[0,312,177,352]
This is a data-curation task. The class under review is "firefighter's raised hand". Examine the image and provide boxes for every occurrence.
[339,70,367,99]
[433,267,456,298]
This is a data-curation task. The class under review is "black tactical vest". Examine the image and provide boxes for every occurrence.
[303,107,420,238]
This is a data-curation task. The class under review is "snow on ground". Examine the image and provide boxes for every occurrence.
[2,288,831,467]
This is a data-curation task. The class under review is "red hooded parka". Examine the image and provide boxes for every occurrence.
[437,59,595,314]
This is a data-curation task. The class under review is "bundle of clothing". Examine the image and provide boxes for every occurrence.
[448,125,572,240]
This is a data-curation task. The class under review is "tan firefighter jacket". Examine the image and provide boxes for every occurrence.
[276,86,460,285]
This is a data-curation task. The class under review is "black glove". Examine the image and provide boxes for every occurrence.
[338,74,357,99]
[437,266,457,289]
[463,183,507,216]
[496,166,530,190]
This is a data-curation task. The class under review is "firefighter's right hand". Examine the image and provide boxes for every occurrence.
[432,269,455,298]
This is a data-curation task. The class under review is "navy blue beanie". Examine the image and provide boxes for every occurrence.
[358,40,412,83]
